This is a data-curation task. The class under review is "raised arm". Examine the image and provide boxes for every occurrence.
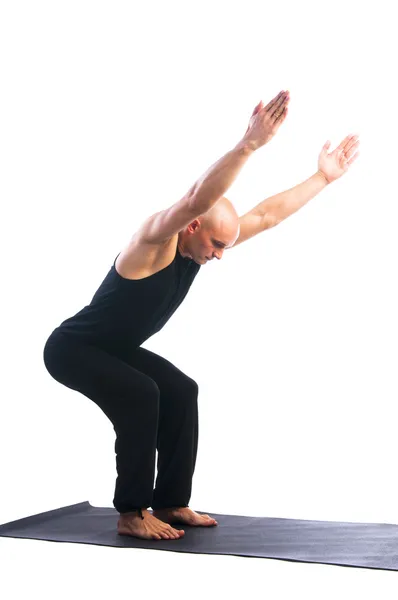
[139,91,290,244]
[232,133,360,247]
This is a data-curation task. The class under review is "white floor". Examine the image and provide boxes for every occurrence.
[1,537,397,600]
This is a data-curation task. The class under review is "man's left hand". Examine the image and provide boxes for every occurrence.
[318,134,360,184]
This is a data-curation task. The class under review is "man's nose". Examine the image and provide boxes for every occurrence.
[214,249,224,260]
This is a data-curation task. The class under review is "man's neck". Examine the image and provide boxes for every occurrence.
[177,233,191,259]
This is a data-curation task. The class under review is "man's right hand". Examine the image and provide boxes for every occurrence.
[241,90,290,151]
[134,93,290,247]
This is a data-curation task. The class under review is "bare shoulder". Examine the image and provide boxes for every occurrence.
[115,229,179,281]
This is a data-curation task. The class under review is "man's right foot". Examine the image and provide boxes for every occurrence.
[117,509,185,540]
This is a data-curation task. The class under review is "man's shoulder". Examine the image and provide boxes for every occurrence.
[114,233,178,280]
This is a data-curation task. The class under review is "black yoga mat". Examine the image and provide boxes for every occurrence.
[1,501,397,571]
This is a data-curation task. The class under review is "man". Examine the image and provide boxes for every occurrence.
[43,90,359,541]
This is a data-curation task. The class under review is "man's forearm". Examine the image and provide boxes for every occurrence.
[189,141,255,213]
[254,171,329,224]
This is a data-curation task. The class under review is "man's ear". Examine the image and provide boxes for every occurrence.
[187,219,201,234]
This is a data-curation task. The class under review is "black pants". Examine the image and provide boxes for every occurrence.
[43,332,199,513]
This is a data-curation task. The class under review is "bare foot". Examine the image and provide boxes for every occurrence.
[153,507,218,527]
[117,509,185,540]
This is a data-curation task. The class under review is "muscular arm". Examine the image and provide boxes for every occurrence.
[189,142,256,212]
[233,172,329,246]
[232,133,360,247]
[140,141,255,244]
[139,91,290,244]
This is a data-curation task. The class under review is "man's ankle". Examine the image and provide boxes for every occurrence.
[119,508,146,520]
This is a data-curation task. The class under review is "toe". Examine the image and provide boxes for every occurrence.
[202,514,216,524]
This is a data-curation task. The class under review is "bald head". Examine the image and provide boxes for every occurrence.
[199,197,240,240]
[179,197,240,264]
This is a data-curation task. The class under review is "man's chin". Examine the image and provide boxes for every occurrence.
[191,256,209,265]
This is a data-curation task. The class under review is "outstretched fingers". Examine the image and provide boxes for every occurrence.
[335,134,353,153]
[335,134,359,155]
[264,90,285,112]
[346,150,360,166]
[337,135,360,169]
[270,92,290,120]
[264,90,290,117]
[344,138,360,160]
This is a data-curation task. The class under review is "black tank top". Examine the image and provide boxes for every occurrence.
[52,248,201,358]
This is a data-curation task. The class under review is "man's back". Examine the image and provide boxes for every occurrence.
[53,233,201,359]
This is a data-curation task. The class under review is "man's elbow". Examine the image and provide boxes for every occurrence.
[262,211,282,229]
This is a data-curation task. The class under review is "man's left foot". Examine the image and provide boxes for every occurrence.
[152,507,218,527]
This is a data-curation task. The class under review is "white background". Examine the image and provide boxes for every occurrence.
[1,0,398,597]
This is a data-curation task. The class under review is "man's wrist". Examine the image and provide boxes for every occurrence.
[315,170,331,186]
[235,139,257,155]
